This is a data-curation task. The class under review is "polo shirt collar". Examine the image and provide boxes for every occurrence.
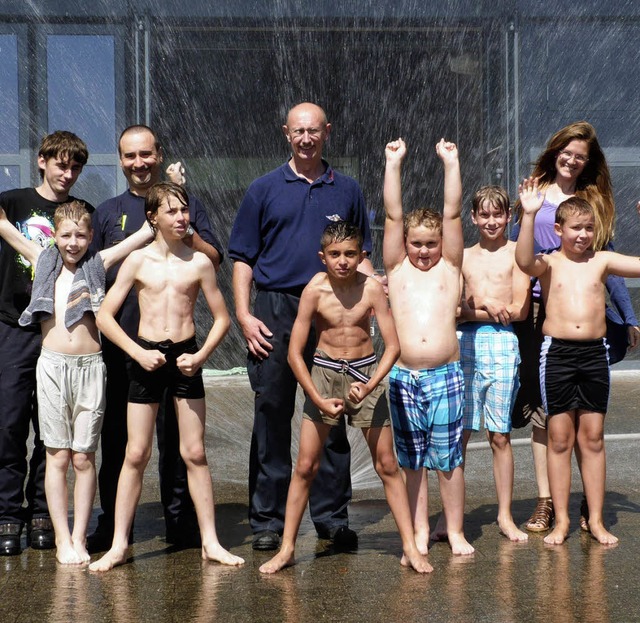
[282,159,335,185]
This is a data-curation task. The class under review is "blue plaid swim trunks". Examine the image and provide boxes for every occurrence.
[389,361,464,472]
[458,322,520,433]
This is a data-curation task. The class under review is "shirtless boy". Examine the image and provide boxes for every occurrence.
[0,201,152,564]
[458,185,530,542]
[89,182,244,571]
[383,137,474,556]
[515,176,638,545]
[259,221,431,574]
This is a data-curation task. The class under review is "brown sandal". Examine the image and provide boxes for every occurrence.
[525,497,554,532]
[579,496,590,532]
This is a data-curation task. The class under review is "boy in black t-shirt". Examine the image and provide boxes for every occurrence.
[0,131,92,556]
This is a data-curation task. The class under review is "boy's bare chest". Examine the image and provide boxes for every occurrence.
[53,270,74,315]
[137,258,198,294]
[393,260,457,297]
[50,269,99,344]
[546,259,604,297]
[317,292,369,327]
[463,249,512,287]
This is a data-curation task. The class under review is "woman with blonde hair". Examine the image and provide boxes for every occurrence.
[511,121,639,533]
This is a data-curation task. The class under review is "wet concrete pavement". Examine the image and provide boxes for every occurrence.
[2,371,640,623]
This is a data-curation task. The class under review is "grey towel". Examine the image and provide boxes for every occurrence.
[19,246,106,328]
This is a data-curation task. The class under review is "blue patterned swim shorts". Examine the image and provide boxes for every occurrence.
[389,362,464,472]
[458,322,520,433]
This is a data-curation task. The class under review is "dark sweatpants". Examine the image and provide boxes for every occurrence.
[247,290,352,536]
[0,320,48,526]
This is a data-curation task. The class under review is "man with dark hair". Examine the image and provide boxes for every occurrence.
[229,102,374,551]
[0,130,92,556]
[88,125,223,551]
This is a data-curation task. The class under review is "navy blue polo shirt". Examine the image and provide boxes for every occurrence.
[228,161,371,292]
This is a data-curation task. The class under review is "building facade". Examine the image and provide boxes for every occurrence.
[2,0,639,366]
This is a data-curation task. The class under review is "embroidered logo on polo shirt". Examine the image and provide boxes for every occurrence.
[326,214,343,222]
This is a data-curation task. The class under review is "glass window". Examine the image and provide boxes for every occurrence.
[47,35,116,154]
[0,165,20,192]
[71,165,117,208]
[0,34,19,154]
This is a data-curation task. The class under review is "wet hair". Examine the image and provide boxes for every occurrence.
[555,197,594,226]
[404,208,442,237]
[145,182,189,233]
[118,124,161,155]
[320,221,363,250]
[53,200,92,231]
[523,121,613,250]
[38,131,88,178]
[472,185,510,215]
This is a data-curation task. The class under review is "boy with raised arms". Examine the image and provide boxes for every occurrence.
[89,183,243,571]
[0,201,152,564]
[383,137,474,556]
[515,177,640,546]
[458,185,530,542]
[259,221,432,574]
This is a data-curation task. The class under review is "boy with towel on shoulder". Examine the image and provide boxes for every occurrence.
[0,201,151,564]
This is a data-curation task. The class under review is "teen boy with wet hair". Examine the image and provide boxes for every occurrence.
[89,125,223,551]
[90,182,243,571]
[0,201,152,564]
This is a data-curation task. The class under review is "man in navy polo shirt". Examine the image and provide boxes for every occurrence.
[88,125,223,551]
[229,102,375,551]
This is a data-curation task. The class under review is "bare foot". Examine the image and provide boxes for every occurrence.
[88,547,128,572]
[448,532,475,555]
[72,538,91,563]
[588,520,619,546]
[430,513,448,542]
[414,529,430,555]
[56,541,83,565]
[498,517,529,543]
[543,524,569,546]
[400,549,433,573]
[579,496,590,532]
[259,548,296,574]
[201,542,244,566]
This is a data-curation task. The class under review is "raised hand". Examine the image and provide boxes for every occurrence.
[518,177,545,215]
[385,138,407,164]
[435,138,459,164]
[166,161,186,185]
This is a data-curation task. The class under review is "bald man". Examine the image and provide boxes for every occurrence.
[229,103,375,551]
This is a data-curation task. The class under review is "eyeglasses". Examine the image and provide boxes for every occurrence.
[558,150,588,164]
[288,127,325,138]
